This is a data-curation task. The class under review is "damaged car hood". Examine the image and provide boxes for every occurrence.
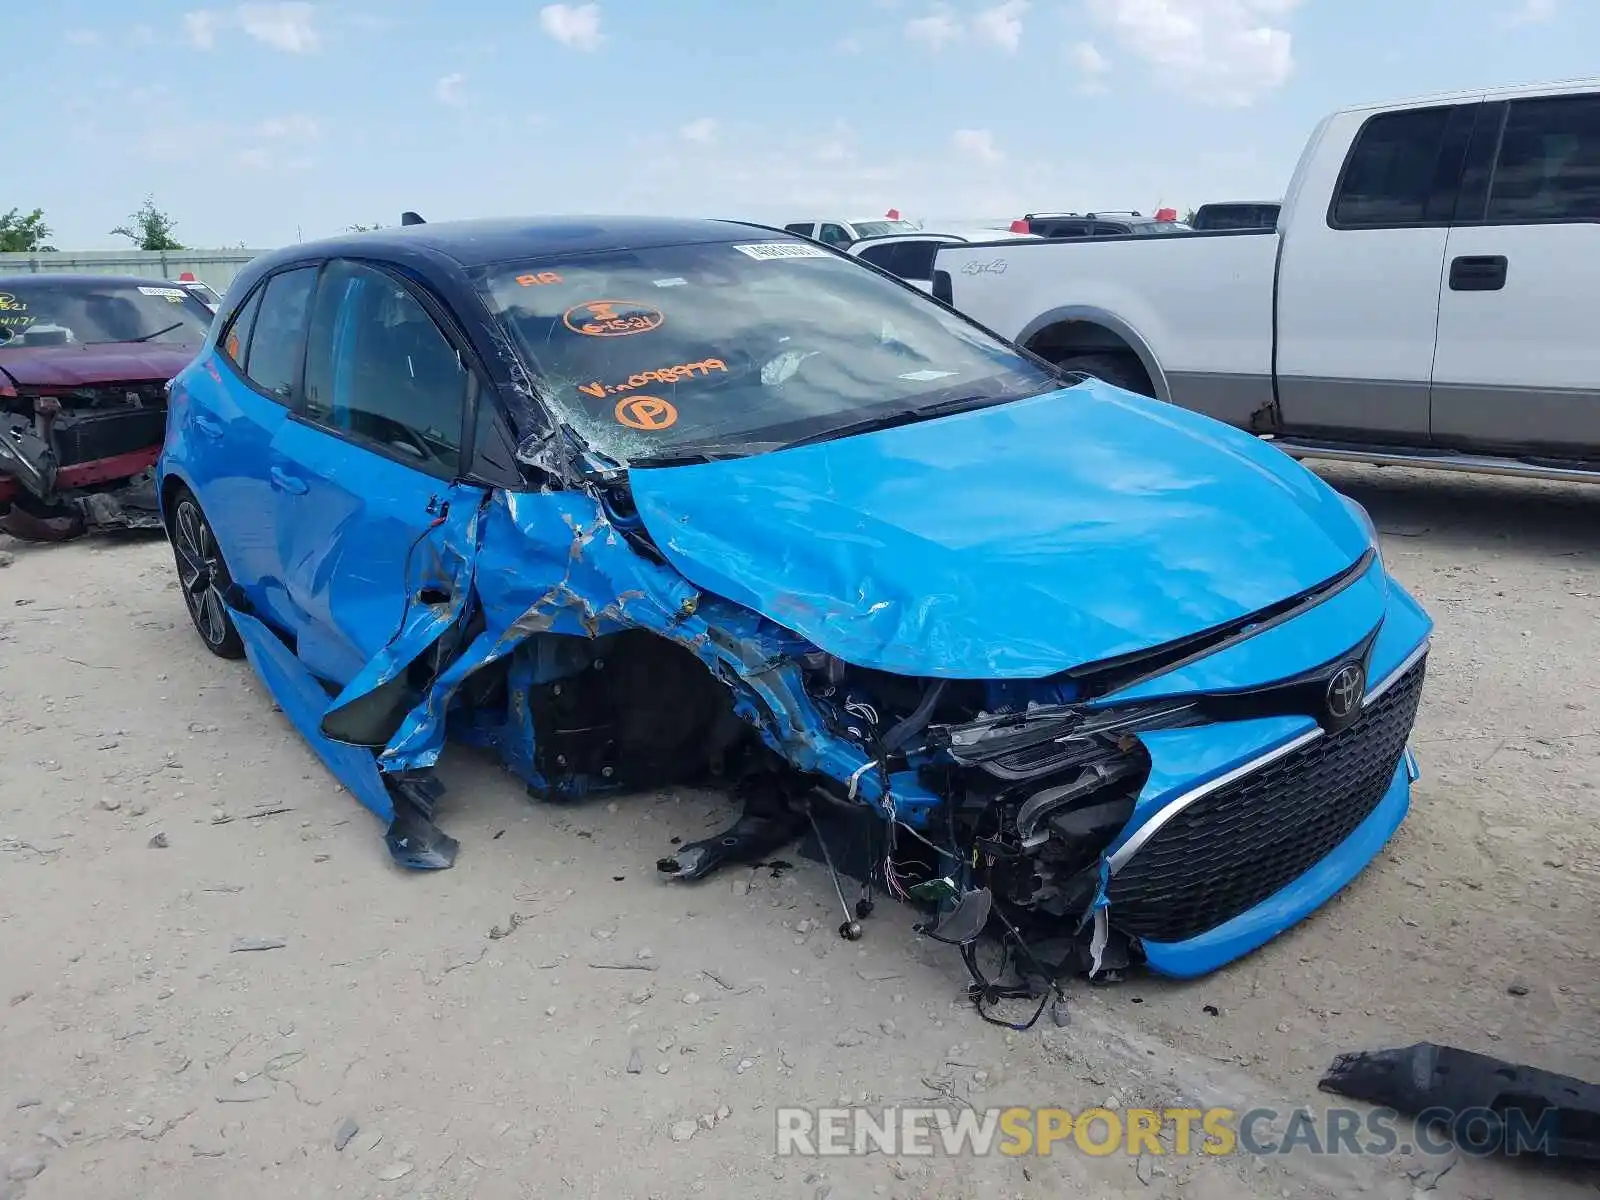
[0,343,199,388]
[627,381,1372,678]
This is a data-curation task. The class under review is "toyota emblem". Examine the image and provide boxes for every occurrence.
[1325,663,1366,724]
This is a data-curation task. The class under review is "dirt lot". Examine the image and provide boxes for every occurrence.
[2,462,1597,1200]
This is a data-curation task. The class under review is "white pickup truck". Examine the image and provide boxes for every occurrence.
[934,78,1600,482]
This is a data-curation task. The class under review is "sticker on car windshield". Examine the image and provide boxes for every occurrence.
[731,242,830,260]
[516,271,564,287]
[898,369,958,382]
[652,277,689,288]
[562,299,665,338]
[0,294,33,331]
[578,358,727,399]
[613,395,678,430]
[138,286,187,298]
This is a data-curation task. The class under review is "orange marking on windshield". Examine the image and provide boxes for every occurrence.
[562,299,664,338]
[614,395,678,430]
[577,358,727,400]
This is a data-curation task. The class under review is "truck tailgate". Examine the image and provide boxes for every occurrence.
[934,232,1279,386]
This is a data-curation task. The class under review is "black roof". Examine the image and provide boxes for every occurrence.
[261,216,776,272]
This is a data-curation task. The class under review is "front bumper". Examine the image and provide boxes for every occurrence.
[1139,746,1415,978]
[1102,622,1430,979]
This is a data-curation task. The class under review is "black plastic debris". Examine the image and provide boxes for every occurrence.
[1319,1042,1600,1162]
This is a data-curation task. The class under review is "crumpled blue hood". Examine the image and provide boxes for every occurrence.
[626,381,1371,679]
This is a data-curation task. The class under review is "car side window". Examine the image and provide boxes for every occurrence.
[244,266,318,402]
[301,259,467,478]
[219,285,263,369]
[1486,94,1600,223]
[1331,106,1455,227]
[1039,221,1091,239]
[856,242,905,272]
[818,223,852,247]
[783,223,814,237]
[892,240,941,280]
[1092,223,1131,237]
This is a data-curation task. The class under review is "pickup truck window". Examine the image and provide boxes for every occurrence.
[1486,94,1600,223]
[1332,106,1456,227]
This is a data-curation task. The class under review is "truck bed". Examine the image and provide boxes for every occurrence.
[935,230,1280,426]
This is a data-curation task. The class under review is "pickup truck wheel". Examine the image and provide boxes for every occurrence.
[1054,353,1155,398]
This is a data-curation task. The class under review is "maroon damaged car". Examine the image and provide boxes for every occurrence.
[0,274,214,540]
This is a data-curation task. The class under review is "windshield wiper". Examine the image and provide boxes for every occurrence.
[124,322,186,344]
[779,392,1014,451]
[624,440,787,469]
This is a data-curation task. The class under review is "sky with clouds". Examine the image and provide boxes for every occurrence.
[11,0,1598,247]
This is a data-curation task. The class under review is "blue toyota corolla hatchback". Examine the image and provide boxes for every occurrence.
[157,217,1431,991]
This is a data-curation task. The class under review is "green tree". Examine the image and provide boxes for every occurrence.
[346,222,385,232]
[1183,208,1198,225]
[111,196,184,250]
[0,208,57,252]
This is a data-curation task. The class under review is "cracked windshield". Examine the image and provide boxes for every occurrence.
[481,237,1060,463]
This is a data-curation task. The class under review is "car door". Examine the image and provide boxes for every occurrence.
[1274,102,1478,441]
[268,258,488,687]
[1430,90,1600,457]
[184,264,319,632]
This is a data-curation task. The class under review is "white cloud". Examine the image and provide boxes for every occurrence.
[835,34,864,53]
[679,117,718,144]
[906,9,962,49]
[909,2,1028,52]
[65,28,102,45]
[539,3,603,50]
[237,2,320,53]
[1085,0,1297,106]
[1069,40,1109,72]
[183,10,224,48]
[1505,0,1556,23]
[435,73,467,106]
[952,127,1002,163]
[1067,40,1111,93]
[257,113,321,139]
[972,0,1028,51]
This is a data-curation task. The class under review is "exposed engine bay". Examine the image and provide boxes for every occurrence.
[0,383,167,540]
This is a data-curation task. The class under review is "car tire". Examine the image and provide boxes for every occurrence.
[1054,352,1155,397]
[168,486,246,660]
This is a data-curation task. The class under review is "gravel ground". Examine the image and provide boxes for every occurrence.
[1,462,1596,1200]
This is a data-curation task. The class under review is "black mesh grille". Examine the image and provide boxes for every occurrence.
[1107,658,1426,944]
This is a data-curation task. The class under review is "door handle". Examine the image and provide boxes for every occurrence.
[269,466,309,495]
[1448,254,1507,291]
[193,414,224,440]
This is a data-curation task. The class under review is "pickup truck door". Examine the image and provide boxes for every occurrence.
[1430,91,1600,459]
[1274,101,1479,442]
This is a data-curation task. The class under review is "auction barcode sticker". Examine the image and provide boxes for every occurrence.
[138,286,187,297]
[731,242,831,260]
